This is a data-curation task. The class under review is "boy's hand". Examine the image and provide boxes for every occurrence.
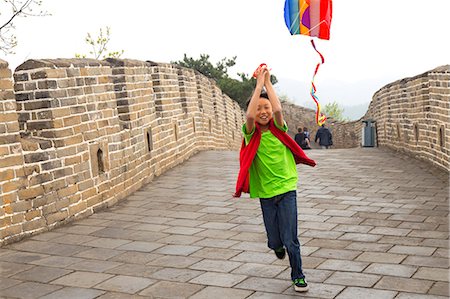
[264,67,271,85]
[255,67,266,88]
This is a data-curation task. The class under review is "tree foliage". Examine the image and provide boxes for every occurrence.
[323,101,348,122]
[172,54,277,108]
[0,0,49,55]
[75,26,124,60]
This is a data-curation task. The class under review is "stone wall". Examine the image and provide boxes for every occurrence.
[362,65,449,171]
[281,65,449,171]
[0,58,244,245]
[282,101,359,149]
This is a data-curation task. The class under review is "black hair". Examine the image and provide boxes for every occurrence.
[245,90,269,110]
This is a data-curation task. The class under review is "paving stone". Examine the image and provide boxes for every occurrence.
[105,264,161,278]
[345,242,393,252]
[189,259,242,273]
[189,272,247,287]
[374,276,434,293]
[50,234,98,245]
[311,248,362,260]
[229,241,269,252]
[339,233,382,242]
[115,241,164,252]
[325,271,381,287]
[356,252,407,263]
[363,263,417,278]
[305,239,351,249]
[0,261,34,277]
[413,267,449,282]
[50,271,113,288]
[0,251,49,264]
[395,293,449,299]
[232,263,286,278]
[230,251,277,264]
[0,281,62,299]
[191,247,242,260]
[428,282,450,297]
[149,267,204,282]
[335,286,397,299]
[39,287,105,299]
[389,245,437,256]
[66,259,122,273]
[402,256,449,268]
[157,234,204,245]
[11,266,72,283]
[95,275,155,294]
[235,277,291,293]
[0,277,22,290]
[154,244,202,256]
[193,238,240,249]
[317,259,369,272]
[189,286,253,299]
[96,291,153,298]
[28,255,85,268]
[147,255,201,268]
[75,247,123,260]
[139,281,204,298]
[82,237,132,249]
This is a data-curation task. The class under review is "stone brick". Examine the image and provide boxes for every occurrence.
[18,185,44,200]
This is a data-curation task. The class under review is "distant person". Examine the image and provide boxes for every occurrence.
[294,127,311,150]
[302,127,311,150]
[314,124,333,149]
[233,64,316,292]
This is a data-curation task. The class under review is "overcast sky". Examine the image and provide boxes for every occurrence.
[2,0,449,108]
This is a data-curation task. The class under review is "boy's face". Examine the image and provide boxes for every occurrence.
[256,97,273,126]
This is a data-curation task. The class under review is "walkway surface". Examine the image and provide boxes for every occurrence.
[0,148,448,299]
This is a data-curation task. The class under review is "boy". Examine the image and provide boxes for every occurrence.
[234,65,316,292]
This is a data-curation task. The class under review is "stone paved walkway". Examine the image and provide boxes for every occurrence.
[0,148,448,299]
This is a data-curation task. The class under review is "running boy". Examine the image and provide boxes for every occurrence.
[234,64,316,292]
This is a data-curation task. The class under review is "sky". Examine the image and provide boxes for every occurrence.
[2,0,449,113]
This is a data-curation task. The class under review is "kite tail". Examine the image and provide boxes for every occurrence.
[310,39,327,126]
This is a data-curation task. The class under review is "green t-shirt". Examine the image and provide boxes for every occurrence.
[243,120,298,199]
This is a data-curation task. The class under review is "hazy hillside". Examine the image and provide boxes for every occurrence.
[275,77,375,121]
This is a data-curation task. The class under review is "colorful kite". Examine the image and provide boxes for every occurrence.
[284,0,332,126]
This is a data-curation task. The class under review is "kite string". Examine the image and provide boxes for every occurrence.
[310,39,327,126]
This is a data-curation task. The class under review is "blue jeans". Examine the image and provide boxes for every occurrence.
[260,190,305,281]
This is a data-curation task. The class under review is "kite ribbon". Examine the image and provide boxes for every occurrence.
[310,39,327,126]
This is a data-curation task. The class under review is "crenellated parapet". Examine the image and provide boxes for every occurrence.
[0,58,244,245]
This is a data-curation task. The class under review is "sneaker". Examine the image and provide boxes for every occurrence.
[274,247,286,259]
[293,278,309,292]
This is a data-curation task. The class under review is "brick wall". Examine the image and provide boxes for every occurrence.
[0,58,244,245]
[280,65,449,171]
[362,65,449,171]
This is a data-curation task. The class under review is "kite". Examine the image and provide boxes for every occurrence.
[284,0,332,126]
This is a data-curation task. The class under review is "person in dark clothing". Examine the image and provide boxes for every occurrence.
[302,127,311,149]
[314,124,333,149]
[294,128,310,150]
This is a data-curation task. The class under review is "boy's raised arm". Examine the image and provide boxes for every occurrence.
[245,69,265,133]
[264,70,284,127]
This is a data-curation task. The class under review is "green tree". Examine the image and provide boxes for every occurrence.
[172,54,277,108]
[323,101,348,121]
[0,0,49,54]
[75,26,124,59]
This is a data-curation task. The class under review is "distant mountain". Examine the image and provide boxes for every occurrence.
[275,77,375,121]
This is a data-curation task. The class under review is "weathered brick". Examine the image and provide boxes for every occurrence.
[18,185,44,200]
